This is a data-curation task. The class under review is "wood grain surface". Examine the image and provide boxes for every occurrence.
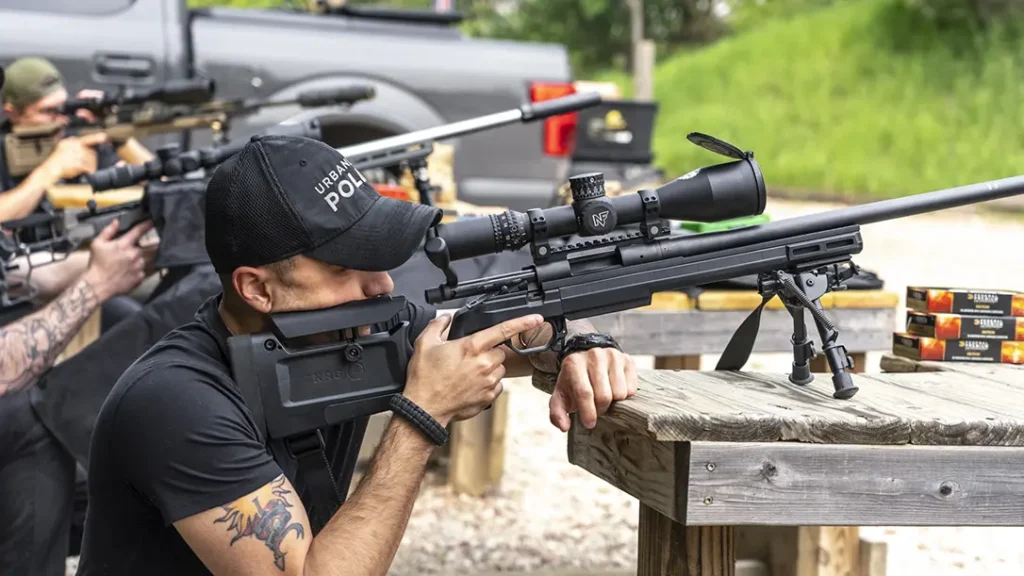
[569,416,1024,526]
[536,367,1024,446]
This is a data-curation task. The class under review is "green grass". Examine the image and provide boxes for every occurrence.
[598,0,1024,200]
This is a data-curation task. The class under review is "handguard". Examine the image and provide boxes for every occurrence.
[227,295,414,441]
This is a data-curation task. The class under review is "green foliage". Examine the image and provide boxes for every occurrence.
[634,0,1024,199]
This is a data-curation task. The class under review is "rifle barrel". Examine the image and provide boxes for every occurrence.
[337,92,602,158]
[653,174,1024,260]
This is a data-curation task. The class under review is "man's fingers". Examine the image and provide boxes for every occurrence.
[94,218,120,242]
[625,355,639,397]
[467,314,545,352]
[587,353,613,417]
[608,351,629,401]
[562,357,597,429]
[79,132,109,147]
[549,388,572,432]
[118,221,154,246]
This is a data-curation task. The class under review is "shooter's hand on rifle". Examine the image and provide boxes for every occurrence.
[71,89,105,124]
[43,132,108,181]
[403,313,545,426]
[80,218,155,302]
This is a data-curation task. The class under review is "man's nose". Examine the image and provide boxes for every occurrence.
[364,272,394,297]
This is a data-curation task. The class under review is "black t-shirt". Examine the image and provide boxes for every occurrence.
[0,118,121,213]
[75,293,436,575]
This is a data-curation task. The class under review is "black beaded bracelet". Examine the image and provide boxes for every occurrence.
[557,333,622,367]
[388,394,449,446]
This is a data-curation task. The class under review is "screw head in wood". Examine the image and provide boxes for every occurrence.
[703,496,714,505]
[706,462,716,472]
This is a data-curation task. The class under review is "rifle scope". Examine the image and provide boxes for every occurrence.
[424,134,766,263]
[59,77,216,115]
[87,118,324,191]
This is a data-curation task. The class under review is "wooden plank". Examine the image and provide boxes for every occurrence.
[589,307,896,357]
[695,290,897,312]
[656,356,702,370]
[737,526,864,576]
[47,184,143,209]
[448,391,510,496]
[538,368,1024,446]
[858,537,887,576]
[570,417,1024,526]
[642,291,693,311]
[638,503,735,576]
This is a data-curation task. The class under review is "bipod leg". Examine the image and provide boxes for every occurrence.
[785,303,815,386]
[806,298,858,399]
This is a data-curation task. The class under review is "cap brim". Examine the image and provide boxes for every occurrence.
[305,196,442,272]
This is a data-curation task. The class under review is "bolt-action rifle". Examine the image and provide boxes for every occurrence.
[2,82,375,179]
[224,134,1024,503]
[0,118,327,270]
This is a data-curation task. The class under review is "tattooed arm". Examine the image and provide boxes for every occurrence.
[173,416,435,576]
[0,275,100,395]
[0,218,153,396]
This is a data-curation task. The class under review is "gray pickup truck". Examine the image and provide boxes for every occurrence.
[0,0,576,211]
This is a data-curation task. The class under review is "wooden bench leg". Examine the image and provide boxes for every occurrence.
[656,355,702,370]
[448,390,510,496]
[638,503,735,576]
[736,526,860,576]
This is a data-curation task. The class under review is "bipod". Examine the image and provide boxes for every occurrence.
[758,263,859,399]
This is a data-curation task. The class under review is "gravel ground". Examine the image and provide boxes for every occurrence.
[67,197,1024,576]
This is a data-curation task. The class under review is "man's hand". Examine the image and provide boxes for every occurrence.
[548,345,638,432]
[42,132,109,180]
[81,218,155,302]
[72,89,105,124]
[404,313,546,426]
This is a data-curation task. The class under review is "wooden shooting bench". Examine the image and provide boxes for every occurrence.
[529,354,1024,576]
[444,288,899,497]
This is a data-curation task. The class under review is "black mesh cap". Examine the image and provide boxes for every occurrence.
[204,134,443,274]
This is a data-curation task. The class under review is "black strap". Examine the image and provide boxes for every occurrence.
[715,294,773,370]
[284,431,342,534]
[389,394,448,446]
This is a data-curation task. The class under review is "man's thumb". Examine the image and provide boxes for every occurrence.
[421,314,453,342]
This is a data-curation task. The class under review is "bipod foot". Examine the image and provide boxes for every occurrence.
[768,263,860,399]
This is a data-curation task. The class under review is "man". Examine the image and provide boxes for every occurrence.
[0,217,155,575]
[77,135,638,575]
[1,56,155,308]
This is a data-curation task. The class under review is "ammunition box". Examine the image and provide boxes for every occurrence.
[893,332,1024,364]
[905,311,1024,341]
[906,287,1024,317]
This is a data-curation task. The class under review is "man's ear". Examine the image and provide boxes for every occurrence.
[232,266,275,314]
[2,102,18,119]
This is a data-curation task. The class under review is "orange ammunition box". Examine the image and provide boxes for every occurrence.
[905,311,1024,341]
[893,332,1024,364]
[907,287,1024,317]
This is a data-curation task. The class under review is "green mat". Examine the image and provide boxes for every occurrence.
[676,213,771,233]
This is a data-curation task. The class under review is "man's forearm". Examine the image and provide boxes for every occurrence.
[303,416,435,576]
[0,275,100,395]
[0,161,62,222]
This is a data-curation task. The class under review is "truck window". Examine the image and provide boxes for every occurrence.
[0,0,135,15]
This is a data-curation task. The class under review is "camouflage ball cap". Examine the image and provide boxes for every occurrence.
[1,57,65,110]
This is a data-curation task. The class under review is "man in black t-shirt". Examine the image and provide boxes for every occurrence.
[1,57,156,305]
[77,135,638,575]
